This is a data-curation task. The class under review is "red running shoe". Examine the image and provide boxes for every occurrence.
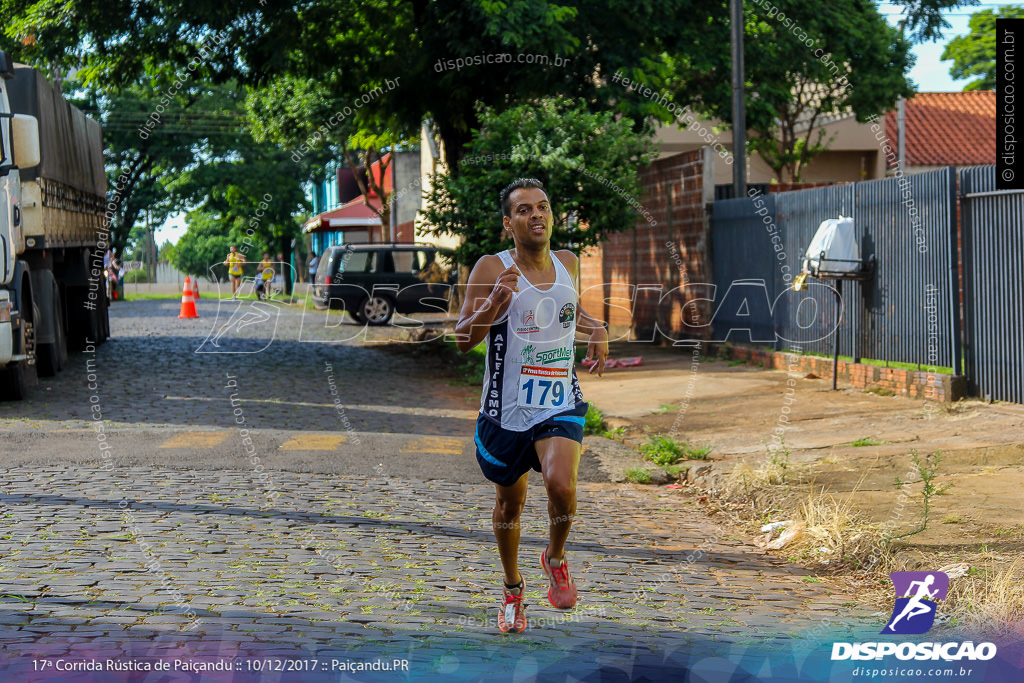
[541,547,578,609]
[498,581,527,633]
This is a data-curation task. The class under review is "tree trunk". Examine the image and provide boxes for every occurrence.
[437,121,472,175]
[280,237,293,297]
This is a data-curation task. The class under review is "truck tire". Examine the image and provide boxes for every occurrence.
[36,286,67,377]
[0,290,37,401]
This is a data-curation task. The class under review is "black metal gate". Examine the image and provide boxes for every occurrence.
[710,168,957,368]
[959,166,1024,403]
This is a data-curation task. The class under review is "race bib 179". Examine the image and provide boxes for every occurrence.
[517,365,570,409]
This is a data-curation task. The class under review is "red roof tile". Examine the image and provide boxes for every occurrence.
[884,91,995,167]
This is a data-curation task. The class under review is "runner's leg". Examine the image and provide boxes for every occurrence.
[536,436,581,561]
[494,472,529,586]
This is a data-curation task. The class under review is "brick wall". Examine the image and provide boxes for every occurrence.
[580,149,711,342]
[722,345,967,402]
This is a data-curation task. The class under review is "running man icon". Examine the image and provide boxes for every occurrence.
[883,571,949,635]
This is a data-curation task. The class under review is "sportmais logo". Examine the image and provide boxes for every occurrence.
[536,347,572,364]
[519,344,536,365]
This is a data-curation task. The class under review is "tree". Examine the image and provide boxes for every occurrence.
[422,97,657,267]
[2,0,966,173]
[245,74,415,239]
[170,210,232,278]
[158,240,174,261]
[664,0,914,182]
[887,0,982,43]
[942,5,1024,91]
[170,139,310,293]
[69,63,258,254]
[73,71,313,290]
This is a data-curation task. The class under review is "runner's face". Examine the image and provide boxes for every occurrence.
[504,188,552,247]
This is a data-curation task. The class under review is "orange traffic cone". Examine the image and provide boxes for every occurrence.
[178,276,199,319]
[192,278,200,300]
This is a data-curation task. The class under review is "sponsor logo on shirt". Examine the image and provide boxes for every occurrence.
[516,309,540,334]
[559,303,576,328]
[536,347,573,365]
[519,344,536,365]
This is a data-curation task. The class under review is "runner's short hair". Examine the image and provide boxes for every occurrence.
[500,178,548,218]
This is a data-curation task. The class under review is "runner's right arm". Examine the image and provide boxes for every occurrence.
[454,255,520,353]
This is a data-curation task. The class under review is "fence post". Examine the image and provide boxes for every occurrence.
[947,166,963,377]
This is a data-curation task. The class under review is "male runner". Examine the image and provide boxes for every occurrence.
[255,252,274,300]
[455,178,609,633]
[223,245,246,300]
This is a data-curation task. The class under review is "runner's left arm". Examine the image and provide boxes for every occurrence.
[556,251,609,376]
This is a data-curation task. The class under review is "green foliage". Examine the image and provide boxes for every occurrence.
[851,437,885,447]
[733,0,914,181]
[601,426,626,440]
[891,450,952,540]
[123,269,148,284]
[763,438,792,482]
[444,340,487,385]
[888,0,979,44]
[158,241,175,261]
[246,73,416,235]
[170,211,234,278]
[942,6,1024,91]
[0,0,958,259]
[664,463,690,479]
[584,404,606,436]
[624,467,653,485]
[640,435,711,466]
[422,97,656,267]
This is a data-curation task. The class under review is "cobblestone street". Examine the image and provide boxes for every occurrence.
[0,300,877,681]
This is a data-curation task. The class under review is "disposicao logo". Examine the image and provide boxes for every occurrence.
[830,570,997,662]
[884,571,948,635]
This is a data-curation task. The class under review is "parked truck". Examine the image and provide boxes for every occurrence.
[0,52,109,400]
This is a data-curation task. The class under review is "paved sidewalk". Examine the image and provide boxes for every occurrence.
[0,466,873,680]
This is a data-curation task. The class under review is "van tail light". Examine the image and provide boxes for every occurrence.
[325,275,333,285]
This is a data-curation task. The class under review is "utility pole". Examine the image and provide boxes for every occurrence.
[730,0,746,199]
[897,96,906,174]
[147,210,156,283]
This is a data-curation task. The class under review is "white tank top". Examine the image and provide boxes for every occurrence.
[479,249,585,431]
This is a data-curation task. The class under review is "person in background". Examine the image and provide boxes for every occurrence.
[255,252,273,300]
[308,253,320,283]
[273,252,286,294]
[223,246,246,300]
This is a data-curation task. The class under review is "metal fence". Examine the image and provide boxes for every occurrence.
[710,168,958,369]
[959,166,1024,403]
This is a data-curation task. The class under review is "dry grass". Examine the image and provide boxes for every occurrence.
[723,445,791,499]
[710,444,1024,636]
[942,559,1024,636]
[788,493,893,571]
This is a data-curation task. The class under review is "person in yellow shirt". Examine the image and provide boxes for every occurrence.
[255,253,274,300]
[223,246,246,300]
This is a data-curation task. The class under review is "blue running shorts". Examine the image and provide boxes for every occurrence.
[474,402,589,487]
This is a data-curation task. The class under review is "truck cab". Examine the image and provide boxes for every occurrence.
[0,50,41,399]
[0,50,108,400]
